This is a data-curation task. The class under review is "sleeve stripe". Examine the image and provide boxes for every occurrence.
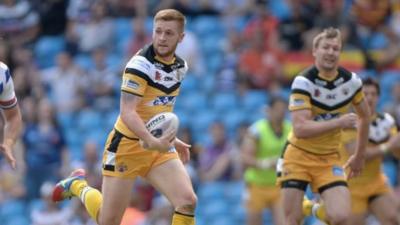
[121,90,143,97]
[292,89,311,97]
[125,68,150,82]
[0,98,17,109]
[351,87,363,105]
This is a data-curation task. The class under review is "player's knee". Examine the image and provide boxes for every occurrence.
[326,210,349,225]
[175,192,197,213]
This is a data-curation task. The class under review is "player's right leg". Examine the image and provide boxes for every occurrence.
[52,169,103,222]
[278,145,311,225]
[98,175,135,225]
[281,186,306,225]
[320,185,351,225]
[245,184,264,225]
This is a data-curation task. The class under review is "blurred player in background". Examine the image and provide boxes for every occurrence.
[278,27,370,225]
[0,61,23,169]
[241,96,291,225]
[303,77,400,225]
[52,9,197,225]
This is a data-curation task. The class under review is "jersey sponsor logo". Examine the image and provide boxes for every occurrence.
[315,79,327,87]
[334,77,344,86]
[155,71,161,80]
[154,62,164,69]
[332,165,344,176]
[342,87,349,95]
[314,113,339,121]
[326,93,336,100]
[136,59,150,70]
[314,89,321,97]
[163,76,173,81]
[290,98,305,107]
[149,96,176,106]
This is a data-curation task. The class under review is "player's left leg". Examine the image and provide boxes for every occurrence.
[369,192,399,225]
[146,158,197,225]
[320,185,351,225]
[270,197,284,225]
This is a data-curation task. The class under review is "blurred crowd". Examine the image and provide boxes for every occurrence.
[1,0,400,224]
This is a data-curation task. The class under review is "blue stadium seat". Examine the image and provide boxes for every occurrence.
[211,92,239,114]
[6,216,30,225]
[34,36,65,68]
[368,32,388,50]
[56,112,75,130]
[176,92,208,114]
[104,110,119,130]
[189,110,218,142]
[179,73,199,94]
[107,53,123,72]
[198,73,216,94]
[201,35,223,58]
[208,217,236,225]
[383,160,398,186]
[192,16,224,38]
[114,18,133,43]
[174,109,189,128]
[85,129,109,148]
[231,204,246,224]
[74,53,93,70]
[241,90,269,112]
[221,110,247,137]
[0,200,26,222]
[200,200,230,219]
[197,182,225,199]
[268,0,291,20]
[76,109,103,132]
[64,127,83,149]
[223,181,245,204]
[206,52,223,74]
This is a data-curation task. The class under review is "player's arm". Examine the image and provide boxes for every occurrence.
[344,138,385,161]
[343,98,370,178]
[352,98,370,160]
[120,92,173,152]
[3,105,22,149]
[291,109,357,139]
[0,105,22,169]
[241,133,277,169]
[241,134,258,168]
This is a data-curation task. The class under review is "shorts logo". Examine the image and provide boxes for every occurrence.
[117,162,128,173]
[332,166,344,176]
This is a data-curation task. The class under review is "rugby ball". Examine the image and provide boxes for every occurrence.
[140,112,179,149]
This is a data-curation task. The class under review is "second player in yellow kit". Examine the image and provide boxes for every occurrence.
[340,78,399,225]
[278,28,370,225]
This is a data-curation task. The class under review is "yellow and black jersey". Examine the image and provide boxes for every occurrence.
[114,44,188,138]
[369,113,397,144]
[288,66,364,154]
[341,113,397,184]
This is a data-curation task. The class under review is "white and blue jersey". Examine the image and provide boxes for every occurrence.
[0,62,17,109]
